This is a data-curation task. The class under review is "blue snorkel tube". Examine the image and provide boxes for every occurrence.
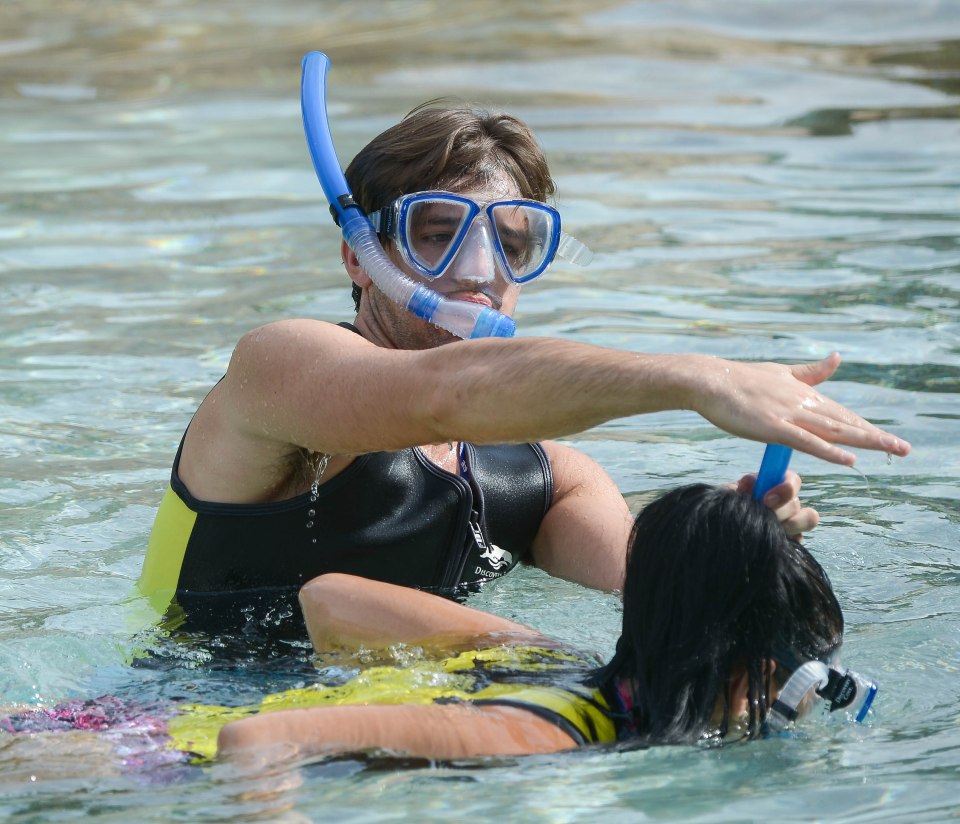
[752,444,793,502]
[753,441,879,731]
[301,51,516,339]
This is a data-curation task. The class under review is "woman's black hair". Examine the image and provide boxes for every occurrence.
[593,484,843,743]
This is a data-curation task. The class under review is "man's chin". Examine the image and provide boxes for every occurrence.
[407,316,460,348]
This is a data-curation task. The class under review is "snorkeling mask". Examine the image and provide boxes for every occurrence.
[765,659,878,733]
[369,190,592,284]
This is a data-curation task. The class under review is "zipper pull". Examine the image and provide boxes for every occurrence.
[470,510,514,573]
[468,509,488,551]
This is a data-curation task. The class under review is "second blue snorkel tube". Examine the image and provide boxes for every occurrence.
[752,444,793,501]
[301,51,516,339]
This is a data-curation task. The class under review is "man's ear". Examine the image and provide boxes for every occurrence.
[342,239,372,288]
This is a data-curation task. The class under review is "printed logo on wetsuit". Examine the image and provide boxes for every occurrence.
[480,543,513,571]
[468,516,514,579]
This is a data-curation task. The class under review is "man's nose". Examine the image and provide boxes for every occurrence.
[448,219,499,285]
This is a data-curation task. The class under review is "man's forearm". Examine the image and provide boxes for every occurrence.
[228,321,909,465]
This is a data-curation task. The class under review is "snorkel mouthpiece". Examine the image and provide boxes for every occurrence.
[300,51,516,339]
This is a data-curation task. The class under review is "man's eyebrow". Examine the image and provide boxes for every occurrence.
[496,224,530,240]
[421,214,462,226]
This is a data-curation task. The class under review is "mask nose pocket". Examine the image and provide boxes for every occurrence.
[448,218,500,285]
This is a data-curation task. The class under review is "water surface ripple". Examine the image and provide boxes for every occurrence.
[0,1,958,821]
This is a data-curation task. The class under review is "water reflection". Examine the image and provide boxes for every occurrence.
[0,0,958,821]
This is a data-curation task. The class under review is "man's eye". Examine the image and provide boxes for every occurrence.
[419,232,453,246]
[501,238,530,263]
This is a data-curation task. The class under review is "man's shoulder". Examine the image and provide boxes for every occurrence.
[249,317,358,336]
[236,318,369,354]
[539,440,591,466]
[539,441,614,497]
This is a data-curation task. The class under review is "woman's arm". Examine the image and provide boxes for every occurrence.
[300,573,543,652]
[217,702,579,762]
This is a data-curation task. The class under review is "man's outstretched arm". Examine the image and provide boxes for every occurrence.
[223,325,908,464]
[180,320,909,504]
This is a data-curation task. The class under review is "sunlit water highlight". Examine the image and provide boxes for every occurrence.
[0,1,958,821]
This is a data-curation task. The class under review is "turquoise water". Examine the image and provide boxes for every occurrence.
[1,1,958,820]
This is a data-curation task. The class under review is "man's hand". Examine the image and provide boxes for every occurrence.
[691,352,911,467]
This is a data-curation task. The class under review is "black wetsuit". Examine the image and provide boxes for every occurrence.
[140,322,553,636]
[143,436,552,597]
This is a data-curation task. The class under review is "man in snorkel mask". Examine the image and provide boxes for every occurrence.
[340,108,582,351]
[140,100,910,634]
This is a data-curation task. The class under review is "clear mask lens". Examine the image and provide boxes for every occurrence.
[402,195,474,275]
[487,202,556,282]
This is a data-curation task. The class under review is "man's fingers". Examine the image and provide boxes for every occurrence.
[795,410,912,457]
[769,424,857,466]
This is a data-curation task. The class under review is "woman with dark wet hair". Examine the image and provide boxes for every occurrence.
[3,484,865,766]
[217,484,855,760]
[591,484,844,743]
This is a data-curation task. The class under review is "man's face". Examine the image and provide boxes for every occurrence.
[394,184,523,304]
[374,179,525,348]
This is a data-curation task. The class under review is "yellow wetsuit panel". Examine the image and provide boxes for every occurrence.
[474,685,616,746]
[139,485,195,610]
[167,645,613,760]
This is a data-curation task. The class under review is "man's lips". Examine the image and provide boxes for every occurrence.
[443,290,499,310]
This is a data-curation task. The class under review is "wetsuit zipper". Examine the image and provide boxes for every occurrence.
[438,444,494,594]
